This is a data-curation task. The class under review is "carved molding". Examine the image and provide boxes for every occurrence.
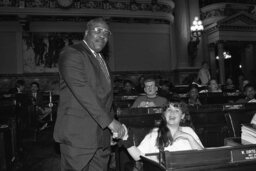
[0,0,175,23]
[205,11,256,34]
[201,2,254,26]
[200,0,256,8]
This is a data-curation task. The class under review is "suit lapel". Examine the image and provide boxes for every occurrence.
[78,42,112,88]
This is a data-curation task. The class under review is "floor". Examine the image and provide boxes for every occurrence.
[15,125,61,171]
[13,125,117,171]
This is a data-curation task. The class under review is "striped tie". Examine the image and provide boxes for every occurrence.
[95,53,110,83]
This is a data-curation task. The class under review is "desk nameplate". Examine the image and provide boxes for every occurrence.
[231,147,256,163]
[223,104,244,110]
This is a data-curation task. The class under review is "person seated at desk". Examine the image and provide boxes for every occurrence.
[208,79,222,93]
[126,101,203,163]
[28,81,52,131]
[223,78,236,92]
[29,81,44,106]
[131,77,168,108]
[199,79,222,93]
[119,80,137,95]
[3,79,26,99]
[158,80,173,100]
[10,79,26,94]
[187,84,201,106]
[4,79,30,108]
[237,83,256,103]
[197,61,211,86]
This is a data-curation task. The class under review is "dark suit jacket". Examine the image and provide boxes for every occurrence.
[53,41,113,149]
[28,92,44,106]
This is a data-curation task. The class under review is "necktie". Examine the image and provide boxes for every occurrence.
[95,53,110,83]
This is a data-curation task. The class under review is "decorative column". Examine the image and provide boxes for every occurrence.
[208,43,216,79]
[174,0,190,68]
[244,44,254,81]
[188,0,202,67]
[217,42,225,84]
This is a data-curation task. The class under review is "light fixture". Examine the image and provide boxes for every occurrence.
[190,17,204,41]
[188,17,204,65]
[223,51,232,59]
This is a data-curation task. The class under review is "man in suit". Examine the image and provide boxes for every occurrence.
[53,18,126,171]
[28,81,51,131]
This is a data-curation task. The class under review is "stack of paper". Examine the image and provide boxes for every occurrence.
[241,124,256,145]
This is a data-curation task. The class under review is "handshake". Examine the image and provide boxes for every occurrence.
[108,119,128,140]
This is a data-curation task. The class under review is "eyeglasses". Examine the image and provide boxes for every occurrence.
[90,27,111,38]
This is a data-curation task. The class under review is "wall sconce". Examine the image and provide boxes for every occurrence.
[188,17,204,65]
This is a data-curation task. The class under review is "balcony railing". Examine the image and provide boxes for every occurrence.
[200,0,256,8]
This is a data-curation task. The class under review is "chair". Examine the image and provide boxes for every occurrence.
[224,111,255,137]
[140,156,166,171]
[117,113,161,171]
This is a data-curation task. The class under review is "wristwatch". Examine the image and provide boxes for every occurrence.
[57,0,74,8]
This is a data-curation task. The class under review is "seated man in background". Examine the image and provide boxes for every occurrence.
[28,81,52,131]
[9,79,26,94]
[237,83,256,103]
[3,79,26,98]
[119,80,137,95]
[131,77,168,108]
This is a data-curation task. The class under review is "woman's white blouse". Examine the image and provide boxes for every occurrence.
[137,127,203,162]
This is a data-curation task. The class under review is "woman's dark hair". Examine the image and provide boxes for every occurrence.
[156,100,188,148]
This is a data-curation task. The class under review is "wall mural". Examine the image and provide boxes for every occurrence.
[22,32,83,73]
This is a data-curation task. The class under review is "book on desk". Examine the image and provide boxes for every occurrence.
[241,124,256,145]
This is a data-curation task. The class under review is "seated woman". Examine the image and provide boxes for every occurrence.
[208,79,222,93]
[126,101,203,163]
[187,84,202,106]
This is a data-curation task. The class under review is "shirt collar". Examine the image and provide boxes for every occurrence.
[83,40,98,57]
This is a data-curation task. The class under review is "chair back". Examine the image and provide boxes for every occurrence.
[140,156,166,171]
[224,111,255,137]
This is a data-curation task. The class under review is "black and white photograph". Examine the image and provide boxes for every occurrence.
[1,0,256,171]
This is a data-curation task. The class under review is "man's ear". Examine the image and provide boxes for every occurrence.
[85,30,88,36]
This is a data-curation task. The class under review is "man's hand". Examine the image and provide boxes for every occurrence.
[108,119,126,139]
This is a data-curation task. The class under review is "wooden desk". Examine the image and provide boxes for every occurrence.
[116,104,256,170]
[113,95,138,109]
[141,145,256,171]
